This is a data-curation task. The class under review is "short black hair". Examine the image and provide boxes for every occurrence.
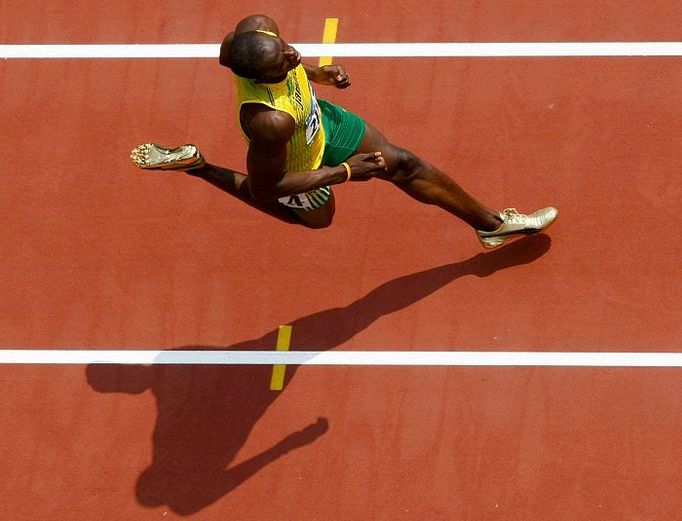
[228,31,277,79]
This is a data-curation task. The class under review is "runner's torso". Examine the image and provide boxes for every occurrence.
[234,63,325,172]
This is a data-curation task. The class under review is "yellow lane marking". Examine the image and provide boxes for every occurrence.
[268,19,338,392]
[319,17,339,66]
[269,325,293,391]
[268,20,338,391]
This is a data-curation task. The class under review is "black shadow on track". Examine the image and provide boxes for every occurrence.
[86,234,551,515]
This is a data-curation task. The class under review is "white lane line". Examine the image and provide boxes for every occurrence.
[1,350,682,367]
[1,42,681,59]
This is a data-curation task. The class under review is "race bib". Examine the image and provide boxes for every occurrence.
[305,90,321,145]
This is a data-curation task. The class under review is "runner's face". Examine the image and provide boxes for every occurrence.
[256,39,301,83]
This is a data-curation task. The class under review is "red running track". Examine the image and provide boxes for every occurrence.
[1,1,681,520]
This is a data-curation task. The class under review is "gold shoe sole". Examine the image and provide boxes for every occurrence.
[130,143,205,170]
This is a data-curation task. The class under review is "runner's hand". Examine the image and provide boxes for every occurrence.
[312,64,351,89]
[345,152,387,181]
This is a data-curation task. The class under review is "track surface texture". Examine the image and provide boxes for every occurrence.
[1,1,681,519]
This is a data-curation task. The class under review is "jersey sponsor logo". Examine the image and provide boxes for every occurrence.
[287,75,305,113]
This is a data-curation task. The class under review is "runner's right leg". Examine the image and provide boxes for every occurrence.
[188,163,303,225]
[130,143,324,227]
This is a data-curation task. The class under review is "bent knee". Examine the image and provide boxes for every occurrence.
[384,147,426,184]
[298,212,334,229]
[302,219,333,229]
[292,205,335,229]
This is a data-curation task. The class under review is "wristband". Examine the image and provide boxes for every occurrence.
[341,162,352,182]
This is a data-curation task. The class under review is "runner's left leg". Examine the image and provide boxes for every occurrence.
[354,122,503,231]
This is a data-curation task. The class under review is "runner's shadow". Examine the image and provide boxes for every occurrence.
[86,235,550,515]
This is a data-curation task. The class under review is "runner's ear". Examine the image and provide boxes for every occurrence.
[219,32,235,67]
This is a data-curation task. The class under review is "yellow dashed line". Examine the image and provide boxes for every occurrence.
[269,325,293,391]
[268,19,339,392]
[319,18,339,66]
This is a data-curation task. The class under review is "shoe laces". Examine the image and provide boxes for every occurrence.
[501,208,527,224]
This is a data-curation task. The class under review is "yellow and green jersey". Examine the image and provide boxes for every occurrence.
[234,63,325,172]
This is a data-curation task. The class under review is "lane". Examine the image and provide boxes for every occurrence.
[2,4,681,521]
[3,364,682,519]
[2,0,681,43]
[2,57,680,349]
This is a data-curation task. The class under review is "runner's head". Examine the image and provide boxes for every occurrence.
[227,31,301,84]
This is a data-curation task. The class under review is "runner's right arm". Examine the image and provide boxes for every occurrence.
[245,109,386,200]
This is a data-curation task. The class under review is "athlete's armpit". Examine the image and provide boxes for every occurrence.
[244,111,295,200]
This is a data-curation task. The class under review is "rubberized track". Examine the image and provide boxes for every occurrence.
[2,1,681,519]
